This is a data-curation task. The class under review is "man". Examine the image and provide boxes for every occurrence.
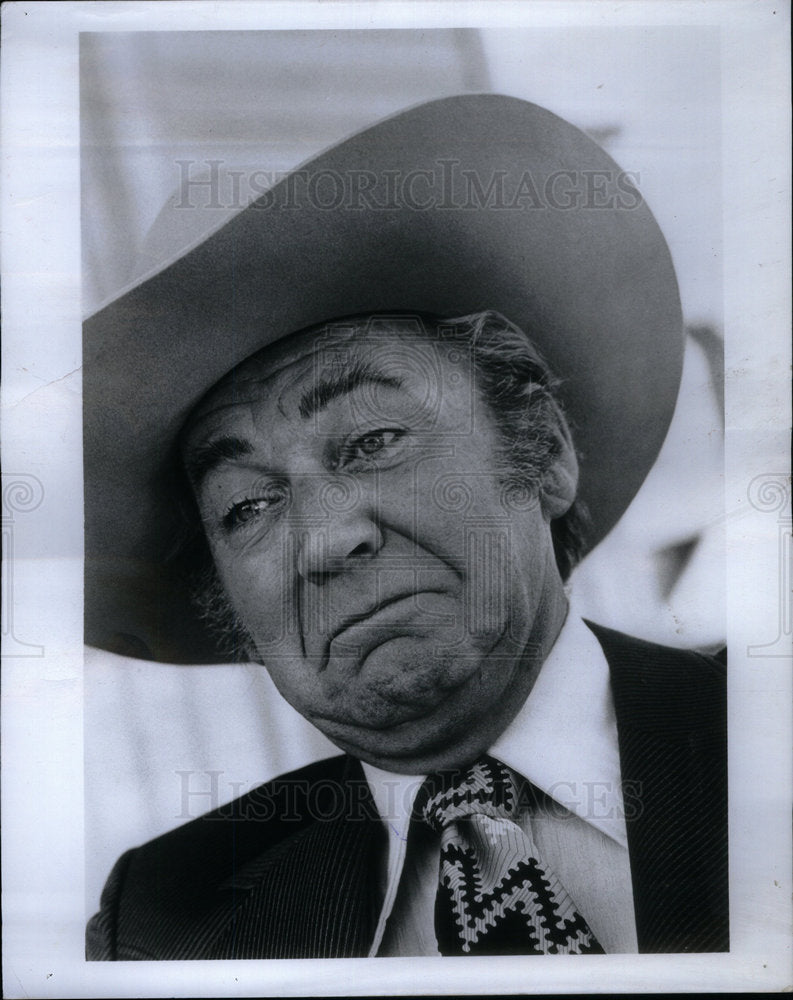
[84,95,727,958]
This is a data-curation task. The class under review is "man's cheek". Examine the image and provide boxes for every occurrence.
[223,572,299,652]
[264,657,321,707]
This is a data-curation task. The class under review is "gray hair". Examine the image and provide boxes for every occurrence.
[444,309,589,579]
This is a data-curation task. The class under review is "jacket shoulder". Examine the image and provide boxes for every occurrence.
[86,754,352,960]
[584,619,726,737]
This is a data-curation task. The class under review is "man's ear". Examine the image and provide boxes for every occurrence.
[539,409,579,520]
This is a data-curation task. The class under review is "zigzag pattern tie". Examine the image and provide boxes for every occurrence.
[416,757,605,955]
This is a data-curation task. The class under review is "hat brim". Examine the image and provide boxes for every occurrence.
[84,93,683,663]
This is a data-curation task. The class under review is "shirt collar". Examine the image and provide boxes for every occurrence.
[490,608,628,847]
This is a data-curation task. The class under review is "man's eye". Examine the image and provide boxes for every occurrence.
[342,429,405,467]
[222,485,288,531]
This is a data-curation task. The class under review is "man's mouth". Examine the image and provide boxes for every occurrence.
[322,590,452,670]
[329,592,438,641]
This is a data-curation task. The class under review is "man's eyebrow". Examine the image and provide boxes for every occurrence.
[183,435,254,491]
[297,360,403,419]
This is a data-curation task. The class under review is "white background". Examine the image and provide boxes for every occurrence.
[2,1,791,996]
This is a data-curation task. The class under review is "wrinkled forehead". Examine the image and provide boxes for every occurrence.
[183,316,467,433]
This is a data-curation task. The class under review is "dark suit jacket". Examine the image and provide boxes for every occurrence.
[86,623,728,958]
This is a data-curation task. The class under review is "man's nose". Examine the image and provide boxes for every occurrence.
[291,474,384,584]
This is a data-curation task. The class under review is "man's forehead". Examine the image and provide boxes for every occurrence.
[186,318,457,427]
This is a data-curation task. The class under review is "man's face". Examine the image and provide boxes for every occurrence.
[182,321,568,772]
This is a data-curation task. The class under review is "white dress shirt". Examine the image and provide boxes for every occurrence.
[361,612,639,955]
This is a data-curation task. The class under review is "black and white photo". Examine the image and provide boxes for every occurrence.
[1,3,790,996]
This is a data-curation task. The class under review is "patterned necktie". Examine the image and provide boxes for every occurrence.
[416,756,604,955]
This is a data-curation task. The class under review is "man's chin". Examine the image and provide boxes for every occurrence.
[306,693,492,774]
[315,719,495,775]
[266,632,527,771]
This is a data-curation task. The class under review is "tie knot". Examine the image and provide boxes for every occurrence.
[416,757,518,832]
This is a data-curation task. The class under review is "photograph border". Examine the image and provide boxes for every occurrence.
[2,1,790,996]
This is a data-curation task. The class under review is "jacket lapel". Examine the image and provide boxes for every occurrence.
[209,756,385,959]
[587,621,728,952]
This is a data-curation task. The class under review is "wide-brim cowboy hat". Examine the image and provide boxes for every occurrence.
[84,93,683,664]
